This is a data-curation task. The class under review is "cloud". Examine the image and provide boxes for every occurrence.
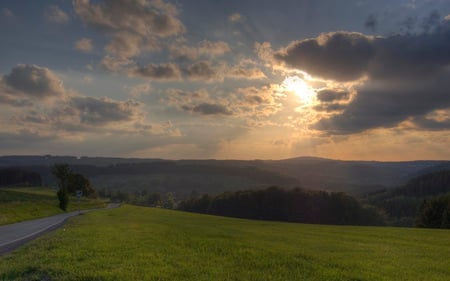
[229,13,244,23]
[0,64,65,105]
[75,38,94,53]
[313,74,450,134]
[45,5,70,23]
[182,61,217,80]
[104,32,142,58]
[130,63,182,81]
[226,66,266,80]
[274,32,374,81]
[164,84,282,120]
[316,89,350,102]
[364,14,377,32]
[272,20,450,135]
[129,61,223,82]
[100,55,134,72]
[74,0,185,70]
[68,96,141,125]
[73,0,185,37]
[129,83,152,97]
[170,40,231,61]
[421,10,440,32]
[184,103,233,116]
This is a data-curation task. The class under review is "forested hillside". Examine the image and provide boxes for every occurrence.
[363,170,450,226]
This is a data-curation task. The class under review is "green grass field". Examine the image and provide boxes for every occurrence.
[1,205,448,281]
[0,187,106,225]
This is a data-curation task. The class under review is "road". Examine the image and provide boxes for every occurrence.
[0,203,120,255]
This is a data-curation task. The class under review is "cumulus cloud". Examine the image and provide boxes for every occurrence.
[226,66,266,80]
[101,55,134,72]
[170,40,231,61]
[73,0,185,37]
[75,38,94,53]
[74,0,184,70]
[67,96,141,125]
[164,84,282,119]
[130,61,222,81]
[130,63,182,81]
[184,103,233,116]
[45,5,70,23]
[105,32,142,58]
[0,64,65,105]
[182,61,217,80]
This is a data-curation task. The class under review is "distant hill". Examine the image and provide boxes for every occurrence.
[0,155,449,197]
[256,157,450,193]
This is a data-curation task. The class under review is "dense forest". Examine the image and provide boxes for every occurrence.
[363,170,450,226]
[416,194,450,228]
[178,186,385,226]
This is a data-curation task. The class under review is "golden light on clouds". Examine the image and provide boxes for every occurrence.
[281,76,316,106]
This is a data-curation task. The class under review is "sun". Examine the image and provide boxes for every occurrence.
[282,76,316,105]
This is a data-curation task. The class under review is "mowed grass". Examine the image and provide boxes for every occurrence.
[1,205,449,281]
[0,187,106,225]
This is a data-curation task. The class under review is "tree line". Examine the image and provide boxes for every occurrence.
[178,186,385,226]
[0,168,42,186]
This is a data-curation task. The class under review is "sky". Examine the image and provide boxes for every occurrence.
[1,0,450,161]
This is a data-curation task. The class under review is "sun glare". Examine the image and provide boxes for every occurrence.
[282,76,316,105]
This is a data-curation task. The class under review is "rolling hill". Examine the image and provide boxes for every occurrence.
[1,155,449,196]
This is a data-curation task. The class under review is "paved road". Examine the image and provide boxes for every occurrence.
[0,203,120,255]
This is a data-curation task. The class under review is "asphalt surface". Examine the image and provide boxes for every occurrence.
[0,203,120,255]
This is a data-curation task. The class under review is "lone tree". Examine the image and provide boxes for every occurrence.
[68,173,96,198]
[52,164,71,211]
[51,164,96,211]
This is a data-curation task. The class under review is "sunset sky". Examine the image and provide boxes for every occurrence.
[1,0,450,160]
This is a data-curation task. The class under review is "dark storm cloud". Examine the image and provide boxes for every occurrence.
[274,32,374,81]
[183,103,232,116]
[313,73,450,133]
[130,63,182,81]
[0,64,65,106]
[421,10,440,33]
[316,89,350,102]
[276,20,450,134]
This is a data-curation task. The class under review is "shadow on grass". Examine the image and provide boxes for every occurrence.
[1,266,108,281]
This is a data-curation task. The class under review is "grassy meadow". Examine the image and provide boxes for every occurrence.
[1,205,449,281]
[0,187,106,225]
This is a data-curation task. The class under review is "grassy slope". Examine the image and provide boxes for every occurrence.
[1,205,449,281]
[0,187,106,225]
